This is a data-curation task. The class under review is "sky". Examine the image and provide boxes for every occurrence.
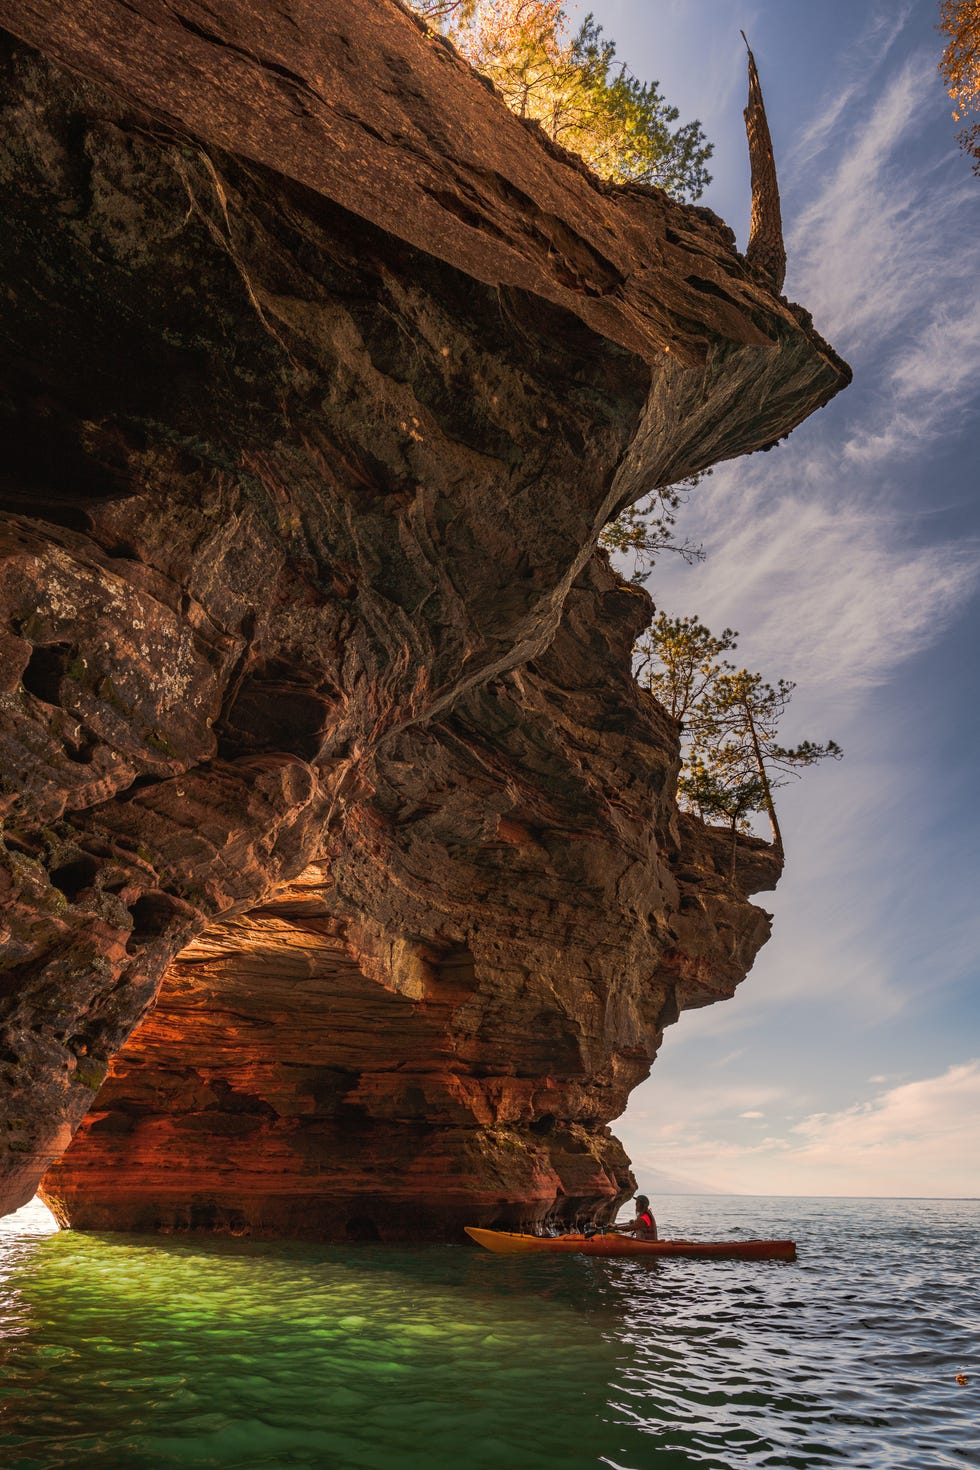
[590,0,980,1198]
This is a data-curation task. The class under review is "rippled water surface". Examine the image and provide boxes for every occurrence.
[1,1195,977,1468]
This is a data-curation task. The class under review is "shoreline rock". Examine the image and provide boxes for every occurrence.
[0,1,847,1235]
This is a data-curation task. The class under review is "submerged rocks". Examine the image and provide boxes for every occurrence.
[0,0,847,1235]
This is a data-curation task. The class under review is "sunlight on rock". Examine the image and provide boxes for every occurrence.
[0,0,848,1237]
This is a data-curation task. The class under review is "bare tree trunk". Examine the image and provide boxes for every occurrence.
[742,33,786,293]
[744,701,783,853]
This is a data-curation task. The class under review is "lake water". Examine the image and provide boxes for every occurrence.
[0,1194,976,1469]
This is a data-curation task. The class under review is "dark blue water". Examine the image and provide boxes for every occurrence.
[1,1194,977,1468]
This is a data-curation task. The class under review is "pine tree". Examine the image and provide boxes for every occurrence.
[408,1,713,200]
[599,483,706,587]
[639,617,842,865]
[699,670,842,854]
[634,613,737,721]
[678,751,767,878]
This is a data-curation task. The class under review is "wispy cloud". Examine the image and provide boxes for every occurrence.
[621,1078,783,1127]
[654,480,980,691]
[627,1063,980,1197]
[787,53,972,349]
[780,1062,980,1195]
[645,26,980,694]
[783,42,980,496]
[788,4,913,171]
[890,302,980,401]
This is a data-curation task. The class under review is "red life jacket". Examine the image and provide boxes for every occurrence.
[638,1211,654,1229]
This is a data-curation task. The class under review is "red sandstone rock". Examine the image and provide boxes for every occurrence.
[0,0,847,1234]
[41,562,781,1239]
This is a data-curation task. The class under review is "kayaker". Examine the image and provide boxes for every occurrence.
[614,1194,658,1240]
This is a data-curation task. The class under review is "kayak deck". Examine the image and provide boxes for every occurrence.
[465,1227,796,1261]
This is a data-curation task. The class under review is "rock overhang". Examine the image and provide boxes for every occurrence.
[0,0,848,1234]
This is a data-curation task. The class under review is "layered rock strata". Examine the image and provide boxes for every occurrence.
[40,562,782,1239]
[0,0,848,1235]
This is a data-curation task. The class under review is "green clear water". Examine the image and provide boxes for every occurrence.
[1,1195,977,1468]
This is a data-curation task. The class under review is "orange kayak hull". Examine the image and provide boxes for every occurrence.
[464,1227,796,1261]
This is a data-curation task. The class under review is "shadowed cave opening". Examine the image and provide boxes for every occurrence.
[0,389,140,530]
[49,855,101,902]
[43,895,570,1240]
[126,892,187,952]
[218,675,333,761]
[20,642,77,706]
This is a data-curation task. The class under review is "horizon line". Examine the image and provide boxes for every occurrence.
[648,1190,979,1201]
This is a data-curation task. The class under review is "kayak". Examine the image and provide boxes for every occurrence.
[464,1227,796,1261]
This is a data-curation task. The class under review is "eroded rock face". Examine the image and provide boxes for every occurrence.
[39,561,781,1239]
[0,0,848,1234]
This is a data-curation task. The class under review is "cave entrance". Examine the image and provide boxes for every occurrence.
[40,874,487,1240]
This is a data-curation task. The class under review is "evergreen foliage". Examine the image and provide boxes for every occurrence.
[635,613,736,721]
[600,481,707,586]
[408,0,713,200]
[637,614,842,873]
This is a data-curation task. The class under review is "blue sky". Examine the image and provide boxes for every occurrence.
[591,0,980,1196]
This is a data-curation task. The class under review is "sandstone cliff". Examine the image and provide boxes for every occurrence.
[0,0,848,1237]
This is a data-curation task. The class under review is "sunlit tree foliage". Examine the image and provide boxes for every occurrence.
[939,0,980,173]
[634,613,737,722]
[410,0,477,23]
[408,0,712,200]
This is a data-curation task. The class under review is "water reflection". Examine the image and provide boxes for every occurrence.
[0,1196,976,1469]
[0,1198,59,1233]
[0,1197,59,1345]
[0,1222,626,1468]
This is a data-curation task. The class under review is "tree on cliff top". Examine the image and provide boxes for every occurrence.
[638,613,842,869]
[409,0,713,200]
[939,1,980,172]
[698,669,842,856]
[678,750,768,875]
[635,613,737,721]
